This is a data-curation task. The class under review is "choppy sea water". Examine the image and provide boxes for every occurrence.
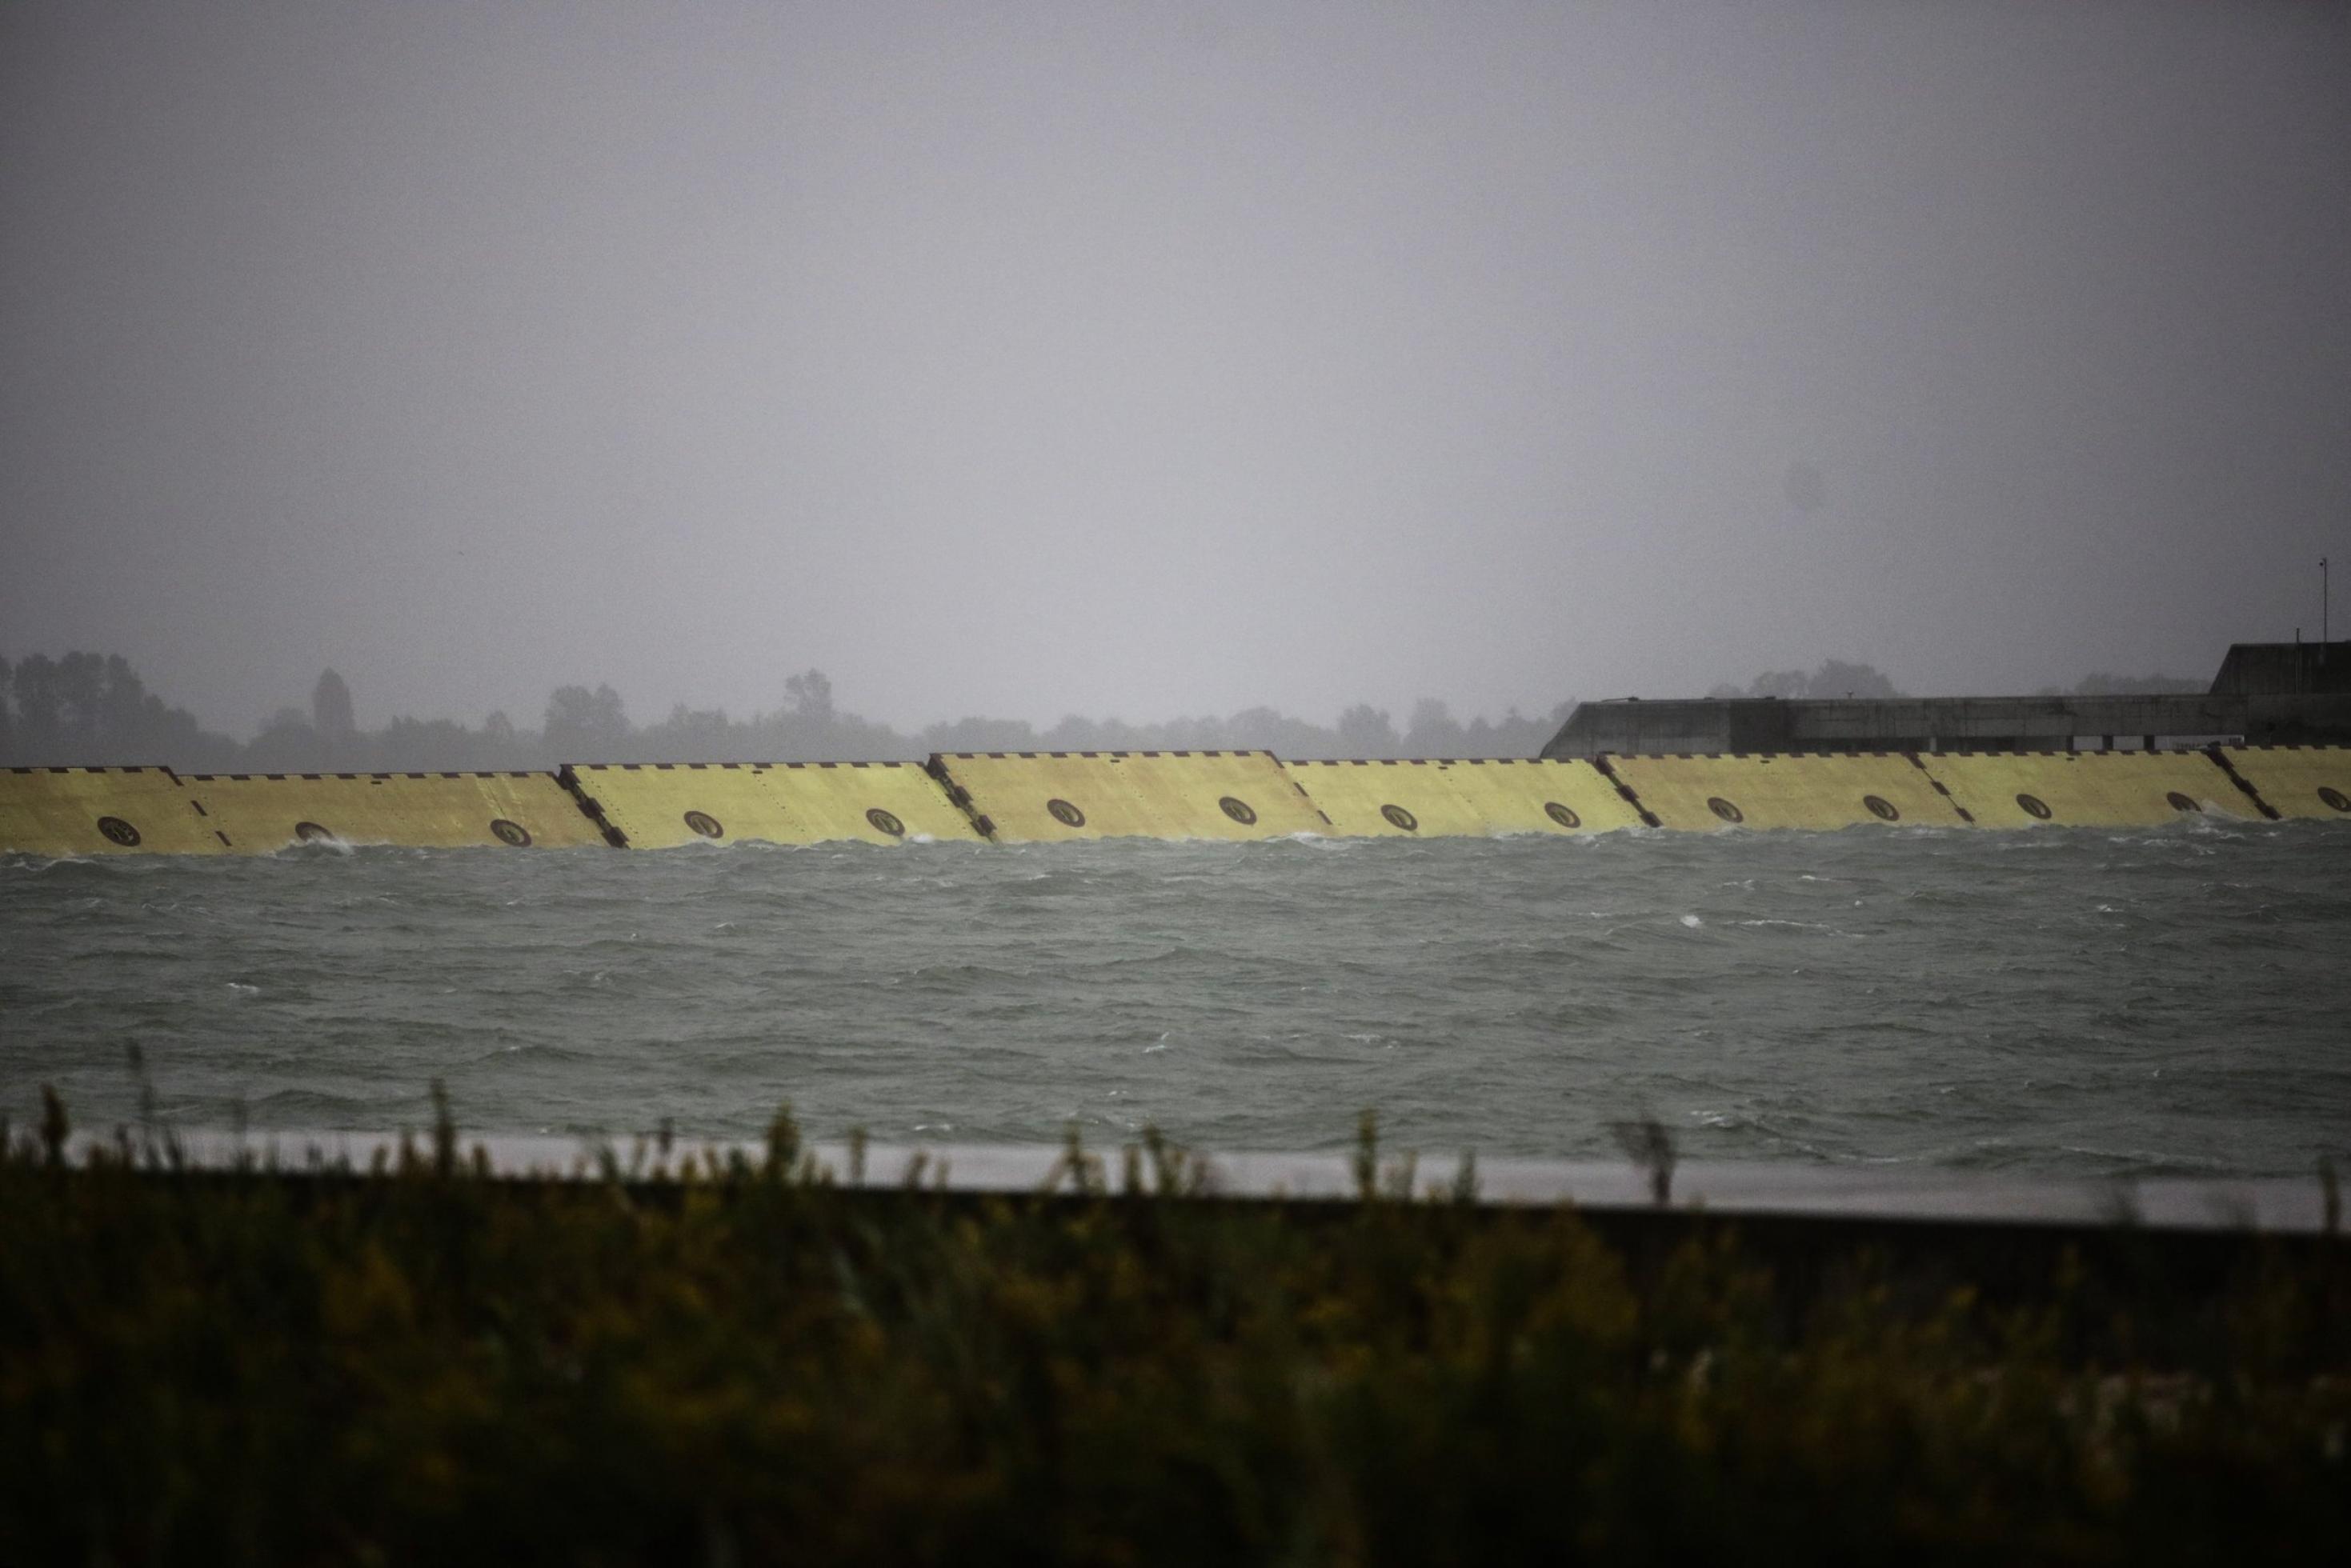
[4,822,2348,1180]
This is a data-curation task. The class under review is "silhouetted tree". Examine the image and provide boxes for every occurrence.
[98,657,146,741]
[1216,706,1328,757]
[54,653,104,742]
[0,651,237,765]
[12,655,63,742]
[312,670,355,738]
[643,703,731,758]
[1711,660,1904,701]
[1404,698,1467,755]
[1491,704,1576,757]
[2,647,1579,769]
[245,707,320,771]
[784,669,833,720]
[920,714,1041,754]
[1810,659,1900,699]
[1714,668,1808,699]
[1041,714,1115,751]
[1336,703,1399,757]
[374,716,504,770]
[543,684,631,760]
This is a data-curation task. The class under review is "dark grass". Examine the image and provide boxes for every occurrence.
[2,1096,2346,1565]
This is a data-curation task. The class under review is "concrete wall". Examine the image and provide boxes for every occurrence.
[1540,694,2351,759]
[2210,641,2351,696]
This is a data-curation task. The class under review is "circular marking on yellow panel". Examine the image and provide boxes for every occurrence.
[1380,803,1418,831]
[1218,795,1257,826]
[96,815,142,847]
[2016,794,2053,821]
[866,807,906,838]
[2320,786,2350,814]
[1706,797,1744,825]
[1863,794,1900,822]
[683,810,724,839]
[1046,798,1086,828]
[2165,792,2200,814]
[1544,801,1580,829]
[490,818,532,846]
[294,821,336,844]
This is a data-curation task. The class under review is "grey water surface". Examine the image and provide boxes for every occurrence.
[4,822,2347,1179]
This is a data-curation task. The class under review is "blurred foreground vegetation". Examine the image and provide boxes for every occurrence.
[2,1102,2345,1565]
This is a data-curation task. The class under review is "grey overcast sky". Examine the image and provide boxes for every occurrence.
[3,1,2347,735]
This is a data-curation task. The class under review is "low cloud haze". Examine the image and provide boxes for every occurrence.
[4,1,2346,739]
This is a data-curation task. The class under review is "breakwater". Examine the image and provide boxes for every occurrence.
[4,745,2348,855]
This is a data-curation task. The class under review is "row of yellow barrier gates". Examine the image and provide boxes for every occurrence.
[4,747,2349,856]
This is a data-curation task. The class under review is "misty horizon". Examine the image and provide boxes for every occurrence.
[0,643,2219,774]
[6,2,2346,736]
[0,639,2239,749]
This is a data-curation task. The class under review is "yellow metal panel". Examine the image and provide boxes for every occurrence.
[0,766,226,856]
[1912,750,2258,828]
[563,763,803,849]
[1437,759,1648,835]
[930,751,1325,842]
[181,772,608,850]
[2215,746,2351,822]
[754,761,983,845]
[1601,753,1967,831]
[1280,758,1496,837]
[1284,758,1643,838]
[564,762,979,847]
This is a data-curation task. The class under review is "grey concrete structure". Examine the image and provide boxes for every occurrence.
[2210,640,2349,696]
[1543,643,2351,758]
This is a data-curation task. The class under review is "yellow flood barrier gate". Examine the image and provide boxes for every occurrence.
[1908,750,2260,829]
[1284,758,1645,837]
[563,762,982,848]
[1599,753,1968,831]
[2215,746,2351,822]
[12,748,2349,855]
[180,772,610,851]
[929,751,1327,842]
[1,766,226,856]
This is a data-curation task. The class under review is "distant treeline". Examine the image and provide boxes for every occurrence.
[1708,661,2205,702]
[0,654,1571,770]
[0,652,2207,770]
[1708,658,1907,700]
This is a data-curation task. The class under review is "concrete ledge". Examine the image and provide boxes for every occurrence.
[68,1130,2337,1234]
